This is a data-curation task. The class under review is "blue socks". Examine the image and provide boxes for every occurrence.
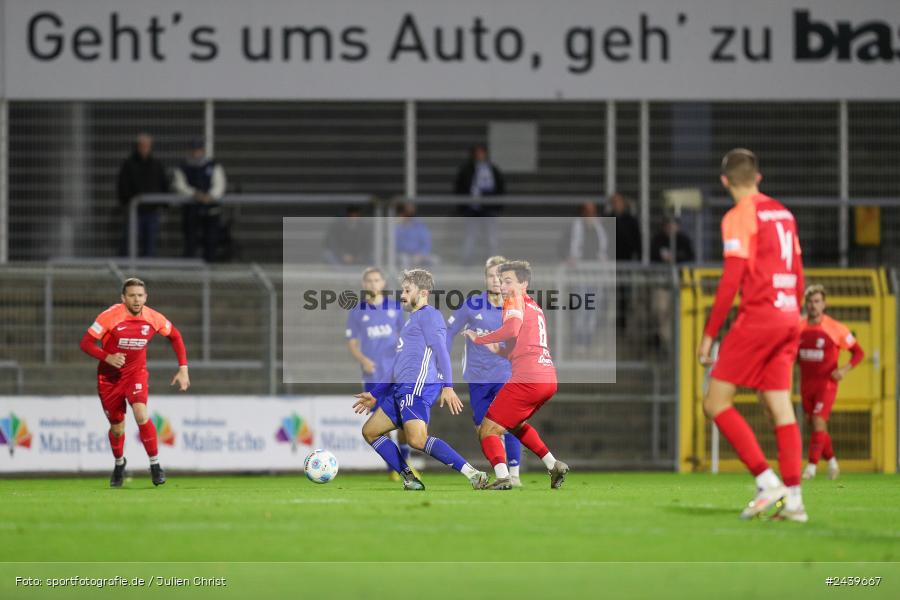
[370,436,413,478]
[504,432,522,468]
[424,436,467,472]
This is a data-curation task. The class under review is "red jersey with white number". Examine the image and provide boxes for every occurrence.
[798,315,856,392]
[722,193,803,328]
[87,304,173,380]
[476,293,556,384]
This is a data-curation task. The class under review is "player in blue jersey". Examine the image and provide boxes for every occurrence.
[346,267,411,478]
[353,269,489,490]
[446,256,524,487]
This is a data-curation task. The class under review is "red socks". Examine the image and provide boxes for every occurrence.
[480,435,507,467]
[713,407,769,476]
[808,430,827,464]
[822,432,835,460]
[138,420,159,458]
[513,423,550,459]
[108,430,125,459]
[775,423,802,487]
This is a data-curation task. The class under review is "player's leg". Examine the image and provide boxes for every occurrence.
[803,392,825,479]
[403,418,487,489]
[483,382,567,489]
[99,379,128,487]
[705,378,784,517]
[471,382,521,487]
[361,408,418,485]
[488,382,523,486]
[131,401,166,486]
[760,389,807,522]
[814,387,839,479]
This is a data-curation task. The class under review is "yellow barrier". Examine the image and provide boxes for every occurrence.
[679,268,896,474]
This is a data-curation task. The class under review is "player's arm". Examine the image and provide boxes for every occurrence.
[165,325,190,391]
[80,314,125,368]
[424,313,463,415]
[445,306,469,355]
[831,323,865,381]
[472,298,523,344]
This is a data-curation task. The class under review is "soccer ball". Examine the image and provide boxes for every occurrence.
[304,449,339,484]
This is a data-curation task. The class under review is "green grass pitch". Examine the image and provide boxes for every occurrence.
[1,472,898,599]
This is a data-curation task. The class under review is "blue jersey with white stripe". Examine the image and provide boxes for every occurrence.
[446,292,511,384]
[392,304,452,392]
[345,297,404,385]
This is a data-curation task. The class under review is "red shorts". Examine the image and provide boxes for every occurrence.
[802,385,837,421]
[485,381,557,430]
[711,322,800,391]
[97,372,149,423]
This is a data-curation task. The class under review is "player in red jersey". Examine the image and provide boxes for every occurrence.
[697,149,808,522]
[79,278,190,487]
[798,285,865,481]
[465,260,568,490]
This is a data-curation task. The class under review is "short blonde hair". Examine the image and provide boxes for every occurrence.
[484,255,508,274]
[804,284,826,303]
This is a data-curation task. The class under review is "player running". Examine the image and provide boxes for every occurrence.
[345,267,412,478]
[465,260,568,490]
[446,256,524,486]
[79,278,190,488]
[698,149,807,522]
[352,269,488,490]
[798,284,865,481]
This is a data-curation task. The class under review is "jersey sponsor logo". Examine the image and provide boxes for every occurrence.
[773,291,798,311]
[772,273,797,289]
[758,209,794,222]
[90,322,103,334]
[799,348,825,361]
[117,338,149,350]
[366,324,394,339]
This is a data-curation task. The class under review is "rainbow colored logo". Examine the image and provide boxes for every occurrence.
[275,413,313,452]
[152,413,176,446]
[0,413,33,456]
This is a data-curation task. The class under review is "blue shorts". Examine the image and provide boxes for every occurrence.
[377,382,442,426]
[468,381,505,426]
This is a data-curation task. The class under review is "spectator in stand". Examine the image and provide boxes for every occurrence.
[563,202,611,353]
[454,144,505,265]
[395,203,435,268]
[117,133,169,257]
[650,215,695,265]
[605,193,641,331]
[323,206,372,266]
[173,139,227,262]
[650,216,695,353]
[606,193,642,262]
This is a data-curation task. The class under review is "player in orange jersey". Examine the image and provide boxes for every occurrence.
[698,149,808,522]
[466,260,568,490]
[798,285,865,481]
[79,278,190,487]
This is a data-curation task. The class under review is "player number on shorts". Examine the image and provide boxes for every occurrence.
[537,314,548,348]
[775,222,793,271]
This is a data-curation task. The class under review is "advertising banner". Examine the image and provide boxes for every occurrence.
[0,396,383,473]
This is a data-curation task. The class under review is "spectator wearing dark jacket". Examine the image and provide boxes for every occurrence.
[606,193,642,262]
[117,133,169,257]
[173,139,227,262]
[650,216,695,265]
[454,144,505,265]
